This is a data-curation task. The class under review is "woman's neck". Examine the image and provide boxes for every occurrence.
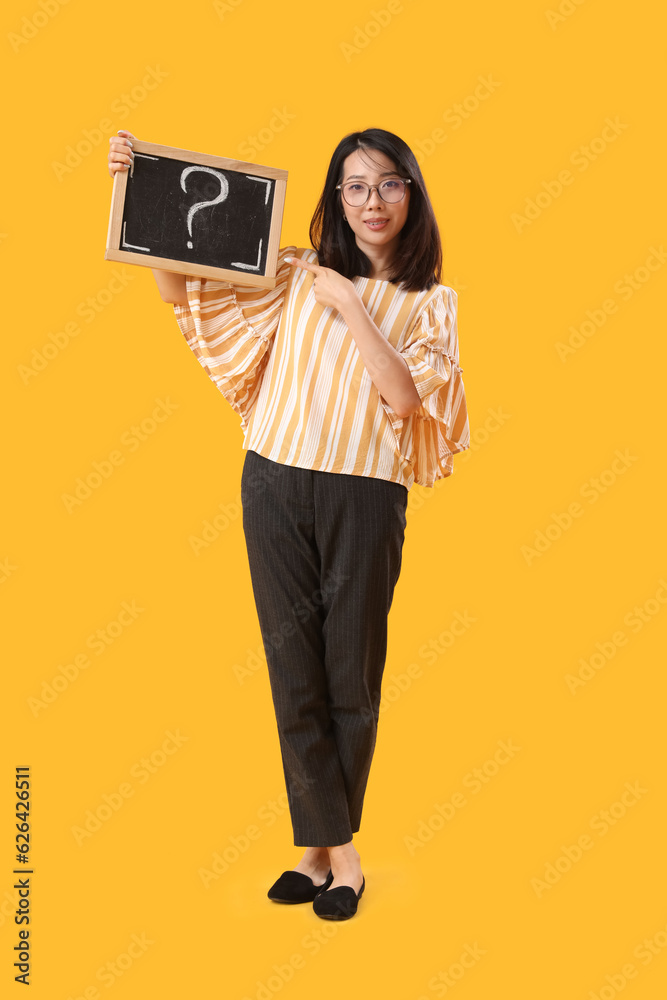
[357,238,398,281]
[369,262,392,280]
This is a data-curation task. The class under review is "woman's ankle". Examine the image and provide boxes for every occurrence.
[302,846,329,860]
[293,846,331,878]
[327,841,360,862]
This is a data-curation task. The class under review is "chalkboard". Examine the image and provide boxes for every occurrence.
[105,139,288,288]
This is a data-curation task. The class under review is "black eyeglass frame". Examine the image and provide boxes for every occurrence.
[335,178,412,206]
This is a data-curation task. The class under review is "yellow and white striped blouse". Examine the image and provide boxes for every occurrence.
[173,245,470,489]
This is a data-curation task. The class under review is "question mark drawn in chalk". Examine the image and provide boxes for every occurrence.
[180,166,229,249]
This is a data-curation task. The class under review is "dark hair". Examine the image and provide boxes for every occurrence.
[309,128,442,292]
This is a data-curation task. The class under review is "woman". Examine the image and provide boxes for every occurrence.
[107,127,470,919]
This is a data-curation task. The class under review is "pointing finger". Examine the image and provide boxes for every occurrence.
[286,256,322,275]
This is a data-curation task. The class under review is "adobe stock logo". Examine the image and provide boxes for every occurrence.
[213,0,245,18]
[521,449,639,566]
[546,0,589,30]
[587,917,667,1000]
[51,67,169,181]
[237,108,296,160]
[8,0,70,53]
[565,578,667,693]
[340,1,405,62]
[71,730,189,846]
[530,781,648,898]
[555,246,667,361]
[27,600,145,716]
[411,75,502,164]
[404,740,520,855]
[511,118,629,233]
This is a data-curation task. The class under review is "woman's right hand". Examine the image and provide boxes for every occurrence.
[108,130,136,178]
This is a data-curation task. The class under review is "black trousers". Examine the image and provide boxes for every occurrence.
[240,449,408,847]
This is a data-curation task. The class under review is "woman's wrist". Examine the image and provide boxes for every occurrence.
[337,284,365,323]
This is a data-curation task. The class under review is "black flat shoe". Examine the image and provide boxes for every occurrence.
[267,868,333,904]
[312,876,365,920]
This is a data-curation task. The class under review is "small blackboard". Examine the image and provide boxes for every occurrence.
[105,139,287,288]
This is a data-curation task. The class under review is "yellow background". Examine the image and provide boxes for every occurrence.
[2,0,666,997]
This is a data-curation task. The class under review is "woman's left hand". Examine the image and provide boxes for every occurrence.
[286,256,359,314]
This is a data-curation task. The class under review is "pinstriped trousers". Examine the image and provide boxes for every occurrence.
[240,449,408,847]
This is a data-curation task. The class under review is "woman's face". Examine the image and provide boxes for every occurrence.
[338,147,410,265]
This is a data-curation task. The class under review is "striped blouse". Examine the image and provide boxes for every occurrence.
[172,245,470,489]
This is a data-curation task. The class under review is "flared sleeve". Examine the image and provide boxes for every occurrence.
[172,245,296,429]
[380,286,470,487]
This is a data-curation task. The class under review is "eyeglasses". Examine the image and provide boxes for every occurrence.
[336,178,411,207]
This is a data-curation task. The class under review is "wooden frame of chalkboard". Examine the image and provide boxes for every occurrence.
[105,139,288,288]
